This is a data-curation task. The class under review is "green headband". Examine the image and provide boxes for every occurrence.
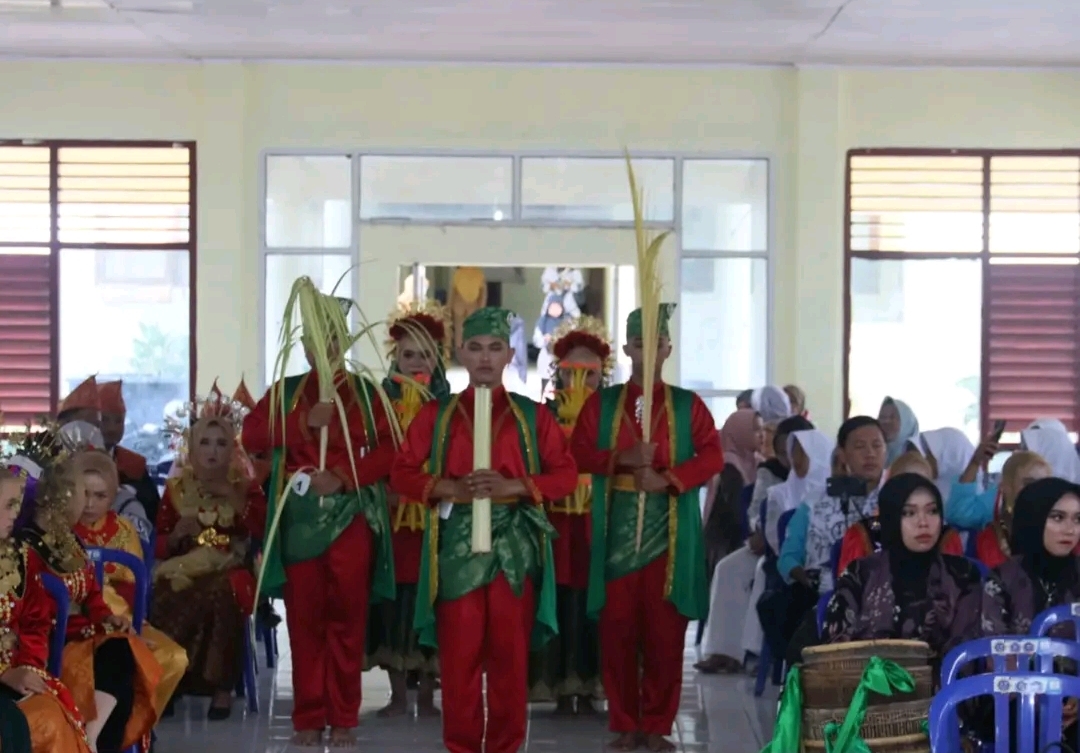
[461,307,516,343]
[626,303,676,340]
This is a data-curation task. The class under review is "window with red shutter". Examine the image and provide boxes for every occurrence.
[845,149,1080,443]
[0,141,195,446]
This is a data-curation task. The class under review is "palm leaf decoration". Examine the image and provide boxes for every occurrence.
[625,150,672,552]
[255,274,400,604]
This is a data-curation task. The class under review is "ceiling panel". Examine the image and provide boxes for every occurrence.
[0,0,1077,64]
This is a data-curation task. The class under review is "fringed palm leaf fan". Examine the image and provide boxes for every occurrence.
[255,275,401,604]
[625,150,672,552]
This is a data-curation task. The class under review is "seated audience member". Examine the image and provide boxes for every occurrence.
[878,396,919,466]
[836,451,964,575]
[70,450,188,720]
[151,414,266,720]
[783,384,808,419]
[754,428,833,662]
[962,452,1054,568]
[702,409,763,580]
[0,466,92,753]
[18,454,161,753]
[822,473,983,665]
[942,427,1006,530]
[695,414,809,674]
[1020,420,1080,483]
[778,416,886,646]
[735,390,754,411]
[910,427,975,500]
[97,380,163,525]
[982,477,1080,636]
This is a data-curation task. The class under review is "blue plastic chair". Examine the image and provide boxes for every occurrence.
[40,573,70,677]
[234,617,259,714]
[941,636,1080,686]
[754,507,796,697]
[967,556,989,580]
[829,538,843,579]
[85,547,147,631]
[1031,603,1080,639]
[929,672,1080,753]
[815,590,832,637]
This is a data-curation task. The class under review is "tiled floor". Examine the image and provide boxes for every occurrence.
[153,614,778,753]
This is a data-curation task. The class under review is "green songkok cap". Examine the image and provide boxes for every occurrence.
[626,303,677,340]
[461,307,516,343]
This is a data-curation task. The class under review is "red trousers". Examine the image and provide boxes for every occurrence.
[599,554,688,735]
[283,515,374,731]
[437,574,535,753]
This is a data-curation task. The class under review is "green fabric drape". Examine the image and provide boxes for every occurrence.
[822,657,917,753]
[413,392,559,651]
[760,667,803,753]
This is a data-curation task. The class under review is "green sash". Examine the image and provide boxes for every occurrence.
[584,383,708,622]
[413,392,558,650]
[261,372,396,603]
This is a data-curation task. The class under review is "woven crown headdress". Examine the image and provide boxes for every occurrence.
[550,315,616,379]
[385,299,452,362]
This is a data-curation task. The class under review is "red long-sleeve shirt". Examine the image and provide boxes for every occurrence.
[390,386,579,505]
[242,370,396,492]
[570,381,723,494]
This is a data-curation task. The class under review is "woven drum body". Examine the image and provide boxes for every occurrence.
[801,639,932,672]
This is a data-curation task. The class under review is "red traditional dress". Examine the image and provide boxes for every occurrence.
[19,526,161,751]
[392,380,578,753]
[74,511,189,715]
[1,540,91,753]
[571,374,723,737]
[366,306,452,675]
[243,369,396,733]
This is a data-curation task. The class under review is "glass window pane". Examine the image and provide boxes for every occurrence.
[0,146,50,244]
[703,395,737,427]
[59,248,190,462]
[360,156,512,221]
[848,258,982,442]
[521,157,674,222]
[266,155,352,248]
[265,254,354,384]
[848,155,984,254]
[990,156,1080,255]
[682,160,767,252]
[679,257,767,391]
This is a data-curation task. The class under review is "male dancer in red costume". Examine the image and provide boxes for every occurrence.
[97,380,163,523]
[243,297,396,749]
[391,307,578,753]
[571,305,723,752]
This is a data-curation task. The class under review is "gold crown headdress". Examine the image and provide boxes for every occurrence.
[550,315,616,380]
[385,299,452,362]
[164,379,250,452]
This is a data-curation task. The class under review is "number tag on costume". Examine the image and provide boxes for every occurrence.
[438,501,453,520]
[292,473,311,497]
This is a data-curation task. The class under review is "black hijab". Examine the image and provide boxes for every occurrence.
[1010,476,1080,605]
[878,472,944,601]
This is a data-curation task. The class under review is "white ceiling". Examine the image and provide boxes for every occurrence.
[1,0,1079,66]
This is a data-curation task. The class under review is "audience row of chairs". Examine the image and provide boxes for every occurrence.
[930,603,1080,753]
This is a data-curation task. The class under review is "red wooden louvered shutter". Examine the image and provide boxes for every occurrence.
[985,263,1080,432]
[0,253,53,426]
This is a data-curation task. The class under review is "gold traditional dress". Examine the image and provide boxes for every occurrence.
[74,511,188,715]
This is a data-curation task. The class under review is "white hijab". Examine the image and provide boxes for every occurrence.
[1021,420,1080,483]
[752,385,793,424]
[913,427,974,500]
[771,429,834,513]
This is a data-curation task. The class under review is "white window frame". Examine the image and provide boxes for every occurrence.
[257,149,774,394]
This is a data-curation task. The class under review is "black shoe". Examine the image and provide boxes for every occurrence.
[207,705,232,721]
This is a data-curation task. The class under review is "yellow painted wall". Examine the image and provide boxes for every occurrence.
[2,62,1079,433]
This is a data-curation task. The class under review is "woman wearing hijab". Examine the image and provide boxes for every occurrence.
[982,477,1080,635]
[878,397,919,466]
[822,474,983,664]
[702,409,763,574]
[755,429,833,662]
[696,415,809,674]
[1020,421,1080,484]
[913,427,976,501]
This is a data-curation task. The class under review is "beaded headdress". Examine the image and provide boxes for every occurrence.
[550,315,616,380]
[164,380,250,454]
[385,300,451,362]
